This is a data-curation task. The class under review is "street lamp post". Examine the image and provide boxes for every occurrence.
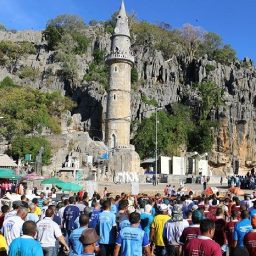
[154,107,164,186]
[155,108,158,186]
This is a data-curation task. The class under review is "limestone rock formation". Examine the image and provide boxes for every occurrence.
[0,27,255,175]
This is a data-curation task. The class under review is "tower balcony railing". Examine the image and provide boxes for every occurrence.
[105,50,134,64]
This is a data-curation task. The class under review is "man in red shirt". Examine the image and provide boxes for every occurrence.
[184,219,222,256]
[225,211,239,253]
[244,221,256,256]
[180,209,203,245]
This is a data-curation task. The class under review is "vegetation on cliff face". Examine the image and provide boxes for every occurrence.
[0,41,36,73]
[44,15,90,85]
[0,77,75,164]
[134,81,224,158]
[130,21,236,63]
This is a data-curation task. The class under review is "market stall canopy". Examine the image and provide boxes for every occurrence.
[0,168,21,180]
[0,154,17,168]
[204,187,219,196]
[41,177,64,185]
[56,182,82,192]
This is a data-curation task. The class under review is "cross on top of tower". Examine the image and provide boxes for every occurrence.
[113,0,130,37]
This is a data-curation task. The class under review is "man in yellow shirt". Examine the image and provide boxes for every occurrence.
[0,233,7,256]
[32,198,42,217]
[150,204,171,256]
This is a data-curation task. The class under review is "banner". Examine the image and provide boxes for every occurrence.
[131,182,139,195]
[85,181,98,198]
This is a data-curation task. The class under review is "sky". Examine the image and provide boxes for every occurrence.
[0,0,255,61]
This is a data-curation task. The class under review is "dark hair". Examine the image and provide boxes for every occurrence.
[119,199,129,210]
[64,199,69,206]
[241,210,249,219]
[69,196,76,204]
[232,247,249,256]
[1,205,9,213]
[22,221,37,236]
[216,207,223,216]
[200,219,215,233]
[231,210,239,219]
[45,208,54,217]
[48,205,56,212]
[32,198,38,205]
[79,214,89,226]
[212,199,217,206]
[129,212,140,224]
[21,195,26,201]
[102,200,111,210]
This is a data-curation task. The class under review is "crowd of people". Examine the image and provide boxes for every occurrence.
[0,186,256,256]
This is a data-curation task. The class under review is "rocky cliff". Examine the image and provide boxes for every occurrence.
[0,27,255,175]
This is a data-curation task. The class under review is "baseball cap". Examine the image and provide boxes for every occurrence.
[159,204,168,212]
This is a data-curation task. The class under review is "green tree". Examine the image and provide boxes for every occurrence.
[84,49,108,88]
[196,81,224,120]
[44,15,87,50]
[214,44,236,65]
[133,104,194,158]
[131,67,138,84]
[0,24,6,31]
[0,77,16,88]
[11,136,52,165]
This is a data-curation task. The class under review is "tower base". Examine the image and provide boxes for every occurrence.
[109,146,143,176]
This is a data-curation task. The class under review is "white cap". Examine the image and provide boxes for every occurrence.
[144,204,152,213]
[192,205,198,211]
[159,204,168,211]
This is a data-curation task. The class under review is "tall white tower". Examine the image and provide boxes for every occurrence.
[105,1,134,149]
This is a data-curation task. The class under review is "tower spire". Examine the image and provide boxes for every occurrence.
[114,0,130,37]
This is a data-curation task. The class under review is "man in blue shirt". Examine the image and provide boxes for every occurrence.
[69,214,90,256]
[114,212,151,256]
[9,221,43,256]
[234,210,253,248]
[97,200,117,256]
[140,204,154,238]
[63,197,80,236]
[88,203,101,229]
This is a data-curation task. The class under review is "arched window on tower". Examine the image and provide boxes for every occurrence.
[111,134,116,149]
[114,66,118,72]
[113,94,116,100]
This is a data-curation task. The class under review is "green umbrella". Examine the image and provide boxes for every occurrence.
[0,168,21,180]
[56,182,82,192]
[41,177,64,185]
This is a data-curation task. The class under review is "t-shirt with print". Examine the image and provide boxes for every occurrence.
[244,230,256,256]
[151,214,171,246]
[63,205,80,231]
[98,210,116,244]
[3,215,24,247]
[179,225,200,245]
[69,226,87,256]
[233,218,253,247]
[116,226,149,256]
[88,209,101,229]
[184,236,222,256]
[37,217,62,247]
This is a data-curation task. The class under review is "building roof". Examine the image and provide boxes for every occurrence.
[141,158,156,164]
[0,154,17,167]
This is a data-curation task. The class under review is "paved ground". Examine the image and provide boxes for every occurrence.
[97,181,236,196]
